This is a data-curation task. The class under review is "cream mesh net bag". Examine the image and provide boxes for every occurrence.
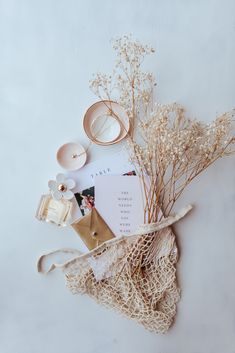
[37,36,235,334]
[38,205,192,334]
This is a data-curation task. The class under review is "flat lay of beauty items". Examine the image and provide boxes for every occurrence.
[36,35,235,334]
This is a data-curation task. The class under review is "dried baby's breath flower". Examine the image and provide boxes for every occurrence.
[90,36,235,223]
[90,35,155,133]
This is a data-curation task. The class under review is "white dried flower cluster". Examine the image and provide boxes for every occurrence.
[112,35,155,66]
[137,104,233,166]
[89,36,235,222]
[89,73,114,100]
[129,103,235,219]
[89,35,155,128]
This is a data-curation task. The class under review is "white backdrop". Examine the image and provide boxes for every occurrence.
[1,1,235,352]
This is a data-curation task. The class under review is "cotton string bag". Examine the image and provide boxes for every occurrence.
[38,205,192,334]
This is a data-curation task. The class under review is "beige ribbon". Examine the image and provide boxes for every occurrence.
[37,204,192,275]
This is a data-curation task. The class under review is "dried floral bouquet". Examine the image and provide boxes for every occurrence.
[40,36,235,334]
[90,35,235,222]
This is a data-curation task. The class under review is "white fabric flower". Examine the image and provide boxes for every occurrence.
[48,173,76,200]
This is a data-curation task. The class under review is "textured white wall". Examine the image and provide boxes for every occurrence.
[0,1,235,352]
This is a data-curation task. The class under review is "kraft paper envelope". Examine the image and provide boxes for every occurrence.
[71,208,115,250]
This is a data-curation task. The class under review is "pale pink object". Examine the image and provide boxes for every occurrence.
[83,100,130,146]
[57,142,87,171]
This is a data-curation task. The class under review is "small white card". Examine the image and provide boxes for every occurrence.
[68,149,134,193]
[95,175,144,236]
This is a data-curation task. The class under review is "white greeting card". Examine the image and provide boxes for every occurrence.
[68,149,134,193]
[68,149,136,221]
[95,175,144,236]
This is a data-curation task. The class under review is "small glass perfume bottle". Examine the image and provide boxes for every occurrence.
[36,173,76,227]
[36,194,73,227]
